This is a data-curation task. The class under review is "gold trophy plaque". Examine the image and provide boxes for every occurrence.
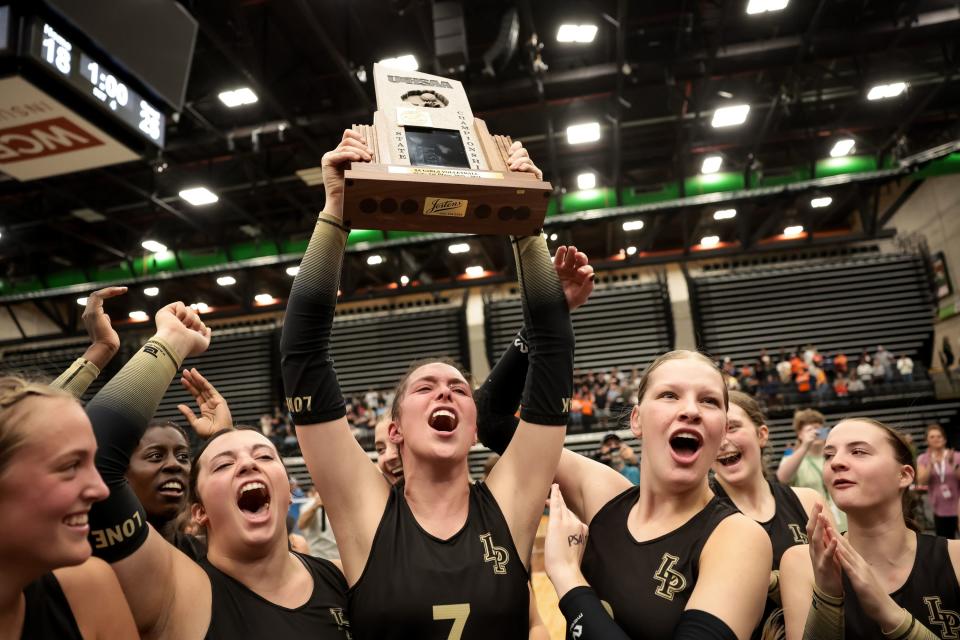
[341,64,552,236]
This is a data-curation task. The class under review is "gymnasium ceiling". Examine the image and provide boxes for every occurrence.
[1,0,959,331]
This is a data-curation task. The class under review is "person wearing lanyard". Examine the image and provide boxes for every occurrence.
[917,424,960,538]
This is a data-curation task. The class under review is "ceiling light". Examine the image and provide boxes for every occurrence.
[566,122,601,145]
[141,240,167,253]
[784,225,804,237]
[400,275,410,285]
[218,87,258,107]
[465,266,485,277]
[143,286,159,297]
[254,293,275,305]
[128,310,149,322]
[626,246,637,256]
[448,243,470,254]
[179,186,219,206]
[867,82,907,101]
[286,266,300,277]
[217,275,236,286]
[711,104,750,128]
[549,233,558,241]
[378,54,418,71]
[71,207,106,222]
[830,139,855,157]
[701,155,723,174]
[746,0,789,15]
[811,196,833,208]
[76,297,88,306]
[557,24,598,43]
[190,302,210,313]
[713,209,737,220]
[367,255,383,266]
[700,235,721,247]
[577,172,597,190]
[622,220,644,231]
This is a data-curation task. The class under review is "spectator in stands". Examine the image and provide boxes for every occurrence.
[917,424,960,538]
[856,358,873,384]
[872,358,887,384]
[777,351,793,384]
[795,367,813,401]
[578,384,596,430]
[875,344,894,382]
[298,487,340,560]
[834,351,848,376]
[776,408,847,531]
[259,413,273,437]
[756,347,772,377]
[897,353,915,383]
[833,373,849,398]
[790,352,805,378]
[595,433,641,485]
[812,366,830,402]
[847,371,866,397]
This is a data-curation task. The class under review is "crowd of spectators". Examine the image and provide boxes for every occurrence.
[718,344,918,410]
[262,345,921,449]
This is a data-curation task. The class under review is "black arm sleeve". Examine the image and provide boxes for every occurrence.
[86,338,181,562]
[673,610,738,640]
[279,213,349,425]
[558,587,631,640]
[475,328,527,454]
[510,235,574,426]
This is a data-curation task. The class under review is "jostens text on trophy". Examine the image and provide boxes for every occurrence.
[336,63,553,236]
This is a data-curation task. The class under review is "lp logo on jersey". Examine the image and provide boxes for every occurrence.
[653,553,687,601]
[479,532,510,575]
[788,523,808,544]
[925,596,960,639]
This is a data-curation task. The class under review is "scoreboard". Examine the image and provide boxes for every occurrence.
[0,2,197,181]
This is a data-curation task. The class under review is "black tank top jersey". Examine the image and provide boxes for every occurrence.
[710,478,809,569]
[348,481,530,640]
[578,486,738,640]
[843,534,960,639]
[20,572,83,640]
[201,552,352,639]
[711,478,810,640]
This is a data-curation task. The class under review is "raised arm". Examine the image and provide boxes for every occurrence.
[280,130,389,585]
[776,425,817,484]
[51,286,126,398]
[475,247,628,526]
[85,302,211,636]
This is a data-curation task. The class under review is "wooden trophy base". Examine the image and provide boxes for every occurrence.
[342,163,551,236]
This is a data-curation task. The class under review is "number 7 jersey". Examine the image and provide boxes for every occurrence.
[347,481,530,639]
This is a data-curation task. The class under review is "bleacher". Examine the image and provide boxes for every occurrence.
[331,302,469,396]
[688,253,935,367]
[484,276,674,373]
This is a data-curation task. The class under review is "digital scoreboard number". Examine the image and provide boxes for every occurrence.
[26,21,165,147]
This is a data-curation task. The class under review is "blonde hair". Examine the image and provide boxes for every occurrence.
[0,375,72,475]
[637,350,728,409]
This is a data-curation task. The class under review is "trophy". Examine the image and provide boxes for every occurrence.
[341,64,553,236]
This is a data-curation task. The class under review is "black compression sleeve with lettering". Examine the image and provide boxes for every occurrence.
[673,609,738,640]
[86,337,182,562]
[511,235,574,425]
[558,586,631,640]
[279,213,349,425]
[475,328,527,454]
